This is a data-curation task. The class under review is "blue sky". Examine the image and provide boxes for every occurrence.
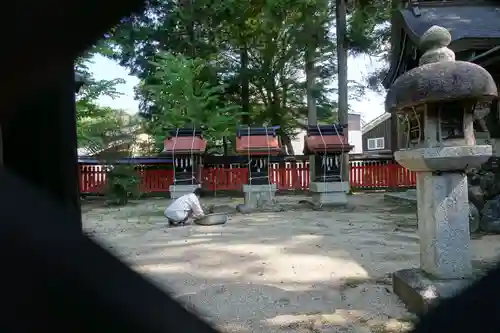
[90,54,385,123]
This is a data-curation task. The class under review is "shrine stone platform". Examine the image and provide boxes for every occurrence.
[169,184,200,199]
[309,181,349,206]
[242,184,277,209]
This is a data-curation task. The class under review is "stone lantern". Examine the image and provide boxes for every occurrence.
[386,26,497,314]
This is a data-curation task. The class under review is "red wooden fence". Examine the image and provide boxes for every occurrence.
[79,160,416,195]
[349,160,416,190]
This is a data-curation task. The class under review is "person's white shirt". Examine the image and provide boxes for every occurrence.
[164,193,204,222]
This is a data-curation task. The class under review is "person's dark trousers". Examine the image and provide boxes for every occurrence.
[167,213,190,227]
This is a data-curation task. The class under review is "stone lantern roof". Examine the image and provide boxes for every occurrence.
[386,26,498,113]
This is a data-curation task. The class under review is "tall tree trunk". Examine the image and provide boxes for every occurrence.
[305,44,317,126]
[305,36,317,182]
[336,0,349,186]
[188,0,196,57]
[279,80,295,155]
[240,43,250,124]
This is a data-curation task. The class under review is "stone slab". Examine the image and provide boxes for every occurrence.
[242,184,277,209]
[311,191,348,206]
[242,184,277,192]
[392,268,474,316]
[169,184,200,199]
[309,181,349,193]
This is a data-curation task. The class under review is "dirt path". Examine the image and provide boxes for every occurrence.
[83,194,500,333]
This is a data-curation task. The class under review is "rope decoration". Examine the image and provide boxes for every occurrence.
[213,162,217,198]
[190,127,196,186]
[264,126,274,204]
[246,126,251,202]
[317,125,328,186]
[333,124,347,193]
[171,128,179,193]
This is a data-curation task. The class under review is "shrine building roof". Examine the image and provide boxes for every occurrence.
[383,2,500,88]
[235,135,282,155]
[303,134,352,154]
[162,136,207,154]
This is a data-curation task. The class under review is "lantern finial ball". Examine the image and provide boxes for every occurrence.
[419,26,455,66]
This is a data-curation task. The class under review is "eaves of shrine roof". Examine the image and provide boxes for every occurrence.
[383,3,500,88]
[400,4,500,48]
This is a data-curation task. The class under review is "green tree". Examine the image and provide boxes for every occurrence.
[142,52,243,153]
[76,55,145,205]
[104,0,373,155]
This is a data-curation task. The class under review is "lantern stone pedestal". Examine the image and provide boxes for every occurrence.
[309,181,349,206]
[169,184,201,200]
[392,146,491,315]
[392,268,473,315]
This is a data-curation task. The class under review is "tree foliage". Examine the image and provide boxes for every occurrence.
[104,0,355,154]
[75,56,128,153]
[142,52,243,152]
[347,0,394,90]
[76,56,144,205]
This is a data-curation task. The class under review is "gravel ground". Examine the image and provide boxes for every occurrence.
[82,193,500,333]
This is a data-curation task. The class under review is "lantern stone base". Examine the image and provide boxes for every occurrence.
[309,181,349,206]
[242,184,277,209]
[169,184,201,199]
[392,268,474,316]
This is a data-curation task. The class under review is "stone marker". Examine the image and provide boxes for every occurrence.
[385,25,497,315]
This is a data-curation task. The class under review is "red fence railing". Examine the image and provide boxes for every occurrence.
[202,167,248,191]
[80,165,107,194]
[79,159,416,195]
[271,165,310,191]
[349,160,416,190]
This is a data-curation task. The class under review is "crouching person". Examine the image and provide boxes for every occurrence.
[164,187,205,226]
